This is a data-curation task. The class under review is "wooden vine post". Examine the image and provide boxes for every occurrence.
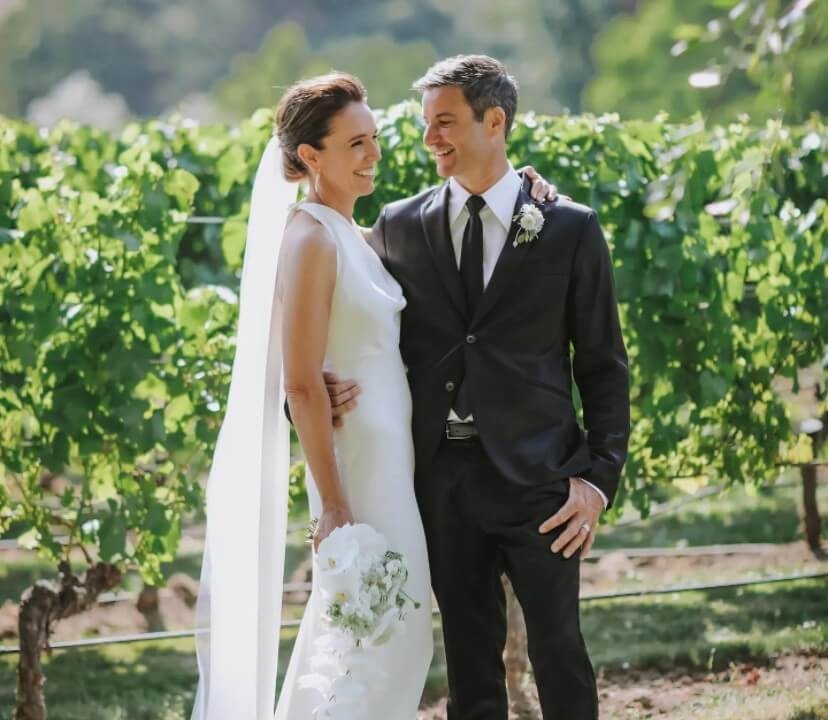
[801,387,827,555]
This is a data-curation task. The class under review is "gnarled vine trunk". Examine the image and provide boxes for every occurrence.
[136,584,165,633]
[15,561,122,720]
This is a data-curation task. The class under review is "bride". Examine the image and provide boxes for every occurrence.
[190,71,555,719]
[190,72,433,720]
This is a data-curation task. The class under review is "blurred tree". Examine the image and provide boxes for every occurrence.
[318,34,439,108]
[214,22,439,115]
[431,0,630,113]
[0,0,634,122]
[0,0,334,117]
[429,0,563,114]
[212,23,328,116]
[539,0,636,112]
[302,0,455,48]
[0,0,132,115]
[585,0,827,122]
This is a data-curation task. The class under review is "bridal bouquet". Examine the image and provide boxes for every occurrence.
[298,523,421,719]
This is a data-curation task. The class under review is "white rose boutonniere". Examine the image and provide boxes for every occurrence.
[512,203,545,247]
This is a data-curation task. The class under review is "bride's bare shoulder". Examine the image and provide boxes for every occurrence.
[283,210,335,253]
[280,209,337,283]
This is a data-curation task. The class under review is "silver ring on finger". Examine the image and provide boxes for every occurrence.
[579,522,591,534]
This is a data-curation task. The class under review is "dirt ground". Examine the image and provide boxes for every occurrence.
[416,655,828,719]
[2,541,825,720]
[579,540,827,594]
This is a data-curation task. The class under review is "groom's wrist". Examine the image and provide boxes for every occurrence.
[575,476,608,510]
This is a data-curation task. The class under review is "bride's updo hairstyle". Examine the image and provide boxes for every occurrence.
[275,72,368,182]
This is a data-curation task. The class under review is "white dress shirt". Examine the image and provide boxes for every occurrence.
[445,167,608,509]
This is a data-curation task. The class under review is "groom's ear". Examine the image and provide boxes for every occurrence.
[484,106,507,140]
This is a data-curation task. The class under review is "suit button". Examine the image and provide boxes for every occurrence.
[445,381,456,392]
[466,334,477,344]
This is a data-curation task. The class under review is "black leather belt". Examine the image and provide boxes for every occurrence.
[445,421,479,440]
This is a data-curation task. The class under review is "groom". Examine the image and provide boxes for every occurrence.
[338,55,629,718]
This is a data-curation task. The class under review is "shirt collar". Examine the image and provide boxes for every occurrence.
[448,165,522,232]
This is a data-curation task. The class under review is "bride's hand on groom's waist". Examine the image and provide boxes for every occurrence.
[323,371,361,427]
[537,477,604,560]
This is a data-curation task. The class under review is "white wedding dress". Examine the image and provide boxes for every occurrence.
[274,201,434,719]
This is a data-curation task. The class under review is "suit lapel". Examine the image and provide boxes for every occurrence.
[472,185,536,327]
[420,183,468,319]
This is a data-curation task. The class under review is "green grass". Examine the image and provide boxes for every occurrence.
[0,639,197,720]
[2,478,827,717]
[595,479,828,550]
[1,578,825,718]
[0,620,449,719]
[792,706,828,720]
[584,578,828,672]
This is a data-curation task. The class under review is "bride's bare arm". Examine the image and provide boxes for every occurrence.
[281,215,353,548]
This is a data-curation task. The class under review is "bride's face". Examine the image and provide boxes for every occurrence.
[301,101,381,198]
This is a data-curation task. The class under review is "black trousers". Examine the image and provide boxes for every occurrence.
[415,437,598,720]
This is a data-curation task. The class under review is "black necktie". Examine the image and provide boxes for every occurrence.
[453,195,485,419]
[460,195,485,316]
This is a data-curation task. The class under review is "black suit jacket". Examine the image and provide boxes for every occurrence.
[368,180,630,506]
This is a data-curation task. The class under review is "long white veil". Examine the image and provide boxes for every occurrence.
[191,136,298,719]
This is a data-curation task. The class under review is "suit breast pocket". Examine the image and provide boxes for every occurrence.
[523,269,570,298]
[527,257,569,276]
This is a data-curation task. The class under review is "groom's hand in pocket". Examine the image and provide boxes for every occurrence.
[537,477,604,559]
[323,371,361,427]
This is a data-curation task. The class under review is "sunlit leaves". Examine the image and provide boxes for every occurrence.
[0,104,824,581]
[0,115,233,584]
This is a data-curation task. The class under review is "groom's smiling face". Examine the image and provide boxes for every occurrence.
[421,85,506,182]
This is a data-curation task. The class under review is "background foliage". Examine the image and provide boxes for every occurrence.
[586,0,828,123]
[1,103,826,584]
[1,0,825,127]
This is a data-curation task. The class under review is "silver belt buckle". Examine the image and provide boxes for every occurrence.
[446,421,476,440]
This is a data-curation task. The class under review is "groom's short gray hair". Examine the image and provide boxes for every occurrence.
[413,55,519,138]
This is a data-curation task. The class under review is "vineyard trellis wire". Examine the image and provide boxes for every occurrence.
[4,474,824,656]
[0,571,825,656]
